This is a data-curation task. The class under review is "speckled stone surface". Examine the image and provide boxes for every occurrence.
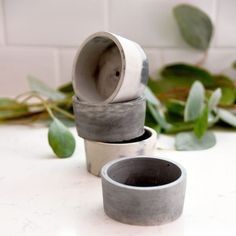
[101,157,187,226]
[73,96,146,142]
[1,126,236,235]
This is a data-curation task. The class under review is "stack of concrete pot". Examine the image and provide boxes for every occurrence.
[72,32,157,176]
[72,31,186,226]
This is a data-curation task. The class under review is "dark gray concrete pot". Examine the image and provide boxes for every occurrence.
[101,156,186,226]
[72,31,148,104]
[72,96,146,142]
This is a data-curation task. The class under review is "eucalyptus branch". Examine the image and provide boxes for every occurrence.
[20,93,55,119]
[51,105,75,120]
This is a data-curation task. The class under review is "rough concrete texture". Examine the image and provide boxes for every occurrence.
[101,157,187,226]
[84,127,157,176]
[72,31,148,104]
[73,96,146,142]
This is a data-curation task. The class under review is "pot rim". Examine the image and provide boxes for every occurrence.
[84,126,156,147]
[72,31,126,104]
[72,94,144,106]
[101,156,186,191]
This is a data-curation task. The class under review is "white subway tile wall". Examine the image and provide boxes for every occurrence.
[0,47,56,96]
[4,0,106,46]
[109,0,216,48]
[216,1,236,47]
[0,0,235,96]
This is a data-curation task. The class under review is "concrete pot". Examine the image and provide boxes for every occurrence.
[101,156,186,226]
[72,31,148,104]
[84,127,157,176]
[73,95,146,142]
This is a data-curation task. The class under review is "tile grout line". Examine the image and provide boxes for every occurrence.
[212,0,220,48]
[53,48,61,87]
[104,0,109,31]
[0,0,7,45]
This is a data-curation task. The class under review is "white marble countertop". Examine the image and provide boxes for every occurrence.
[0,125,236,236]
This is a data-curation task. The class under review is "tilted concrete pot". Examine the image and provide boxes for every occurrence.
[84,127,157,176]
[101,156,187,226]
[72,31,148,104]
[73,95,146,142]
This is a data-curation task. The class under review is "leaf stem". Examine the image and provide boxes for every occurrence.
[51,105,75,120]
[21,93,55,119]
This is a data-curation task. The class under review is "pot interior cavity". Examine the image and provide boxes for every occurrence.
[107,128,151,144]
[74,36,122,102]
[107,158,182,187]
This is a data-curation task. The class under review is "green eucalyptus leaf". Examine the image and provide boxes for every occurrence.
[220,87,235,106]
[173,4,213,50]
[144,87,160,106]
[58,82,74,93]
[147,102,172,131]
[208,113,219,127]
[166,99,185,117]
[0,98,16,105]
[161,64,215,88]
[0,98,29,119]
[165,121,194,134]
[232,61,236,69]
[208,88,222,111]
[175,131,216,151]
[194,105,208,139]
[28,76,66,101]
[217,108,236,127]
[184,81,205,122]
[147,79,161,94]
[213,75,235,105]
[48,118,76,158]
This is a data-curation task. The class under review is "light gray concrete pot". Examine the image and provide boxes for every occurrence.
[72,95,146,142]
[84,127,157,176]
[72,31,148,104]
[101,156,186,226]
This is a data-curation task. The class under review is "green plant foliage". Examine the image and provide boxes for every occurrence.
[161,64,214,87]
[166,99,185,117]
[48,118,76,158]
[173,4,213,50]
[208,88,222,112]
[0,98,29,119]
[214,75,235,105]
[152,63,214,99]
[165,121,194,134]
[58,82,74,94]
[147,103,171,131]
[147,102,172,131]
[175,131,216,151]
[232,61,236,69]
[194,105,209,138]
[184,81,205,122]
[217,108,236,127]
[144,87,160,106]
[28,76,66,101]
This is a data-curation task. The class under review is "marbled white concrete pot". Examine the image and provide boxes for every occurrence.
[72,31,148,104]
[84,127,157,176]
[101,156,186,226]
[73,95,146,142]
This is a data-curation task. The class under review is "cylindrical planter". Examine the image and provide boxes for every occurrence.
[73,95,146,142]
[72,31,148,104]
[84,127,157,176]
[101,157,186,226]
